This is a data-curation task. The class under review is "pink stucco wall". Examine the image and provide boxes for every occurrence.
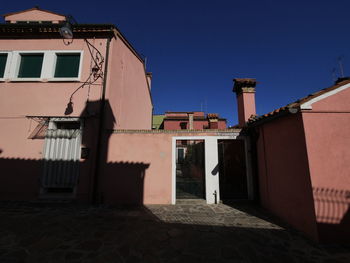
[0,38,106,118]
[237,92,256,126]
[100,131,220,205]
[255,113,318,240]
[0,33,152,201]
[106,37,152,130]
[5,9,65,23]
[302,86,350,242]
[0,38,106,201]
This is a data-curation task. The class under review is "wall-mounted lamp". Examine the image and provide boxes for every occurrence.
[59,15,78,39]
[59,22,73,39]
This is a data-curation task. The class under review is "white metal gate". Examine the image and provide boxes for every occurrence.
[41,118,82,192]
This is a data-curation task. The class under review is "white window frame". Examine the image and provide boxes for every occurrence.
[171,134,254,205]
[2,50,83,82]
[0,51,13,81]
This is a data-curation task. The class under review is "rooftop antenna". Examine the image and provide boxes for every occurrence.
[338,56,345,78]
[332,67,337,82]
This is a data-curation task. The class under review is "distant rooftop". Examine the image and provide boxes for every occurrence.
[3,7,66,24]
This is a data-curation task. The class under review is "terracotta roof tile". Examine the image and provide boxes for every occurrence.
[248,78,350,125]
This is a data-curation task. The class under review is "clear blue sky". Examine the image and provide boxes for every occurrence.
[2,0,350,126]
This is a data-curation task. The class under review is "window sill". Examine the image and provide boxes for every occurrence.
[7,78,81,82]
[47,78,81,82]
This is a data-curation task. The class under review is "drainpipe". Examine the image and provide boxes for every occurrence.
[92,37,111,204]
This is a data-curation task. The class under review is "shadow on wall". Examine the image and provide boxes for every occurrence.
[0,158,149,205]
[0,100,149,205]
[103,161,150,205]
[313,187,350,242]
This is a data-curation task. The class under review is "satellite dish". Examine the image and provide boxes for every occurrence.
[59,22,73,39]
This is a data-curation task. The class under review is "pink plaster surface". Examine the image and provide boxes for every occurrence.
[102,132,221,205]
[106,38,152,129]
[256,114,318,240]
[308,85,350,112]
[237,92,256,126]
[0,39,106,117]
[0,33,153,201]
[302,86,350,242]
[4,9,65,23]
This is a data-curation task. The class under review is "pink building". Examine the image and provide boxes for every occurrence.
[0,7,153,202]
[234,78,350,243]
[161,111,227,130]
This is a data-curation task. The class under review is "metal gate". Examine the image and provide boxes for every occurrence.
[41,118,82,193]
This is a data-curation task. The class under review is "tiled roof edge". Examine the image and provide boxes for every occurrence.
[110,129,241,134]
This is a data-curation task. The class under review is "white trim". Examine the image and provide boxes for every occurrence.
[171,134,241,205]
[0,52,12,81]
[1,50,83,82]
[300,83,350,110]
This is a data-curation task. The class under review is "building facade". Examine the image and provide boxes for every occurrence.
[235,78,350,243]
[154,111,227,130]
[0,7,153,202]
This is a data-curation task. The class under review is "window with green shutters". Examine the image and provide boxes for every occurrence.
[18,54,44,78]
[0,54,8,78]
[54,53,81,78]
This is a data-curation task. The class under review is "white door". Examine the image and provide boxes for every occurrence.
[41,118,82,194]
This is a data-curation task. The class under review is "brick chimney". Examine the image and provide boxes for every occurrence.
[233,78,257,127]
[207,113,219,129]
[188,112,194,130]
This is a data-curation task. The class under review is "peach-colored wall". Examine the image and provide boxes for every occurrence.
[302,87,350,242]
[5,10,65,23]
[255,113,318,240]
[0,38,108,201]
[0,38,105,118]
[101,131,221,205]
[106,37,152,129]
[0,32,153,201]
[309,86,350,112]
[237,92,256,126]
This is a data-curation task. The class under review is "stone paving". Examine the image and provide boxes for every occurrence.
[0,202,349,263]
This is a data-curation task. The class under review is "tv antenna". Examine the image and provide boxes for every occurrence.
[332,68,337,82]
[338,56,345,78]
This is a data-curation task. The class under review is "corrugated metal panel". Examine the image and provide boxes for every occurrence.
[42,123,82,188]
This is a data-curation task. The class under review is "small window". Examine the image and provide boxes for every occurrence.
[0,53,8,78]
[18,54,44,78]
[54,53,80,78]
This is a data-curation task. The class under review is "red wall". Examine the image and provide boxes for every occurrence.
[302,86,350,242]
[255,113,318,240]
[164,120,226,130]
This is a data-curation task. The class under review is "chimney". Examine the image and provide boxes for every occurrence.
[233,78,257,127]
[146,72,152,90]
[207,113,219,129]
[188,112,194,130]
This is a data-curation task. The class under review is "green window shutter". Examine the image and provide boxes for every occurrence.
[54,54,81,78]
[0,54,8,78]
[18,54,43,78]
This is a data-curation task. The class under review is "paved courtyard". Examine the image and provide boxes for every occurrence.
[0,202,349,263]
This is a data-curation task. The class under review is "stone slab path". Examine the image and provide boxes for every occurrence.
[0,202,349,263]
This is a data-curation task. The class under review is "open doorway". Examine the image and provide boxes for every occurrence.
[218,139,248,200]
[176,140,205,200]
